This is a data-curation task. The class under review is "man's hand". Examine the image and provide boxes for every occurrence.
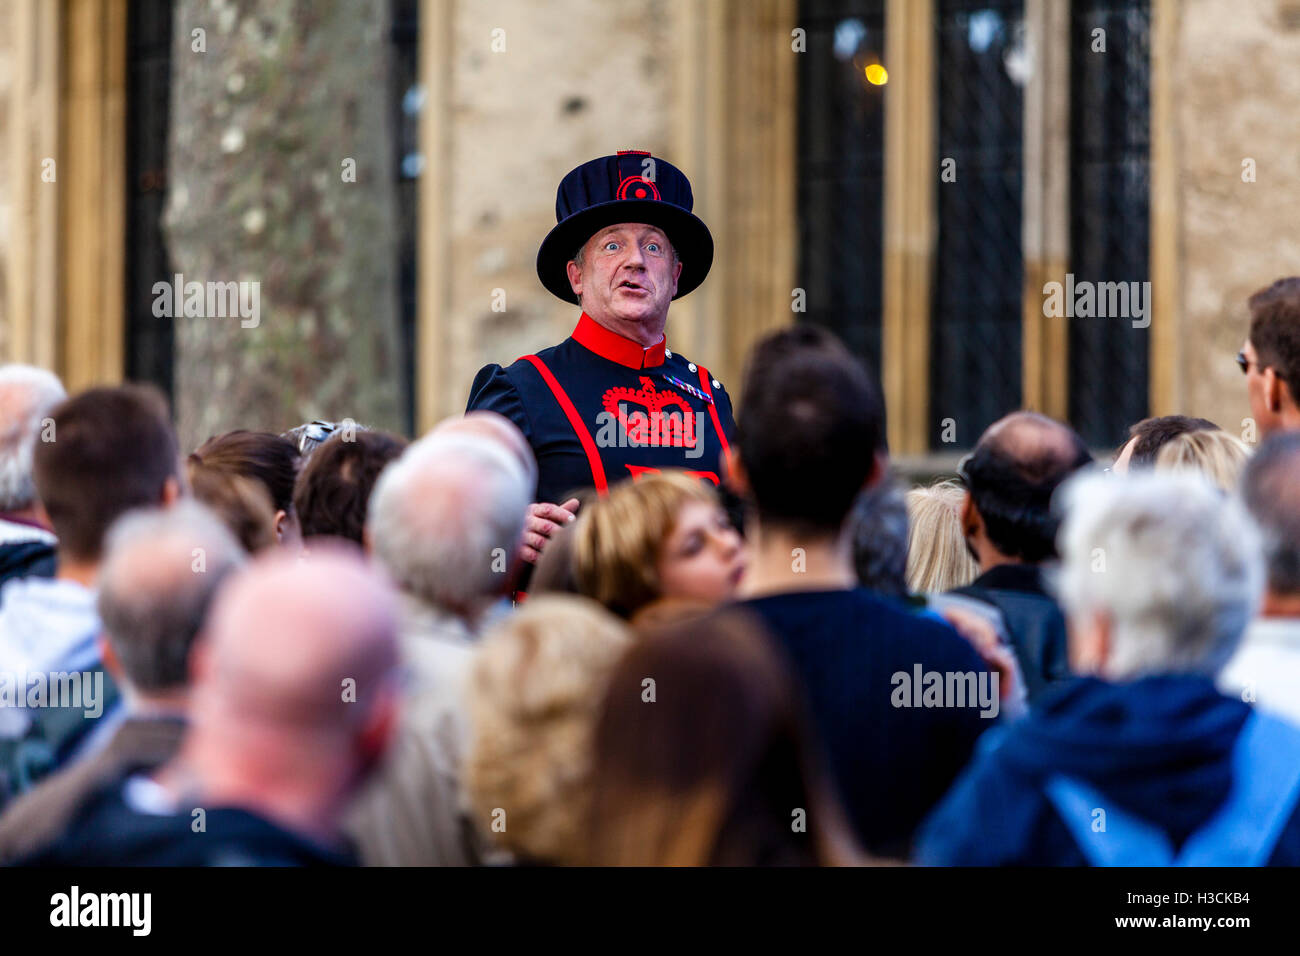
[520,498,581,565]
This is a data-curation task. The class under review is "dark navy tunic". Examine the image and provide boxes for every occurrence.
[466,313,736,504]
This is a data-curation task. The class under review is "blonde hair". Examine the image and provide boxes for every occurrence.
[905,481,979,593]
[571,471,721,617]
[1154,429,1252,493]
[464,595,631,865]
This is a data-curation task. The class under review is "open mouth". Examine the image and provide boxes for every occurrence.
[617,280,648,293]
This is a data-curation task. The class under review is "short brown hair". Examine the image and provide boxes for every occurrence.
[186,459,277,553]
[190,430,298,515]
[292,430,408,545]
[33,385,179,562]
[571,471,720,618]
[1249,277,1300,389]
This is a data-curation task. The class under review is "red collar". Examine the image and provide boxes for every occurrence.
[571,312,666,369]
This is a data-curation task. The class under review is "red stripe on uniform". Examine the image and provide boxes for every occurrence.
[696,365,731,459]
[519,354,609,495]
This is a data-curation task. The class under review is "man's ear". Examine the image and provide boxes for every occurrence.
[862,450,889,491]
[187,633,212,686]
[356,682,399,772]
[1096,612,1113,674]
[724,447,749,497]
[98,633,123,683]
[960,491,980,537]
[1270,368,1297,414]
[31,499,53,533]
[160,475,182,508]
[501,538,525,598]
[565,259,584,301]
[1264,368,1283,413]
[670,257,683,295]
[1067,609,1113,677]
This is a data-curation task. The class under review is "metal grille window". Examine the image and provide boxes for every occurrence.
[795,0,887,381]
[391,0,421,436]
[931,0,1026,449]
[1068,0,1151,448]
[125,0,176,397]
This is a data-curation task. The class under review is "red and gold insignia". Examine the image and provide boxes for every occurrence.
[602,377,697,447]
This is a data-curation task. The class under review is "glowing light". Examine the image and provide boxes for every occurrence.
[865,63,888,86]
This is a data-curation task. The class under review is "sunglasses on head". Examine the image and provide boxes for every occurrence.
[956,452,973,487]
[295,420,339,453]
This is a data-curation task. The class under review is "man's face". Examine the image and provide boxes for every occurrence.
[1242,339,1279,434]
[567,223,682,331]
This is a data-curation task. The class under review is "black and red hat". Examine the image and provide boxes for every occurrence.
[536,149,714,304]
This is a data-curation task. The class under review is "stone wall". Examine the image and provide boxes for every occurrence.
[437,0,680,414]
[1168,0,1300,434]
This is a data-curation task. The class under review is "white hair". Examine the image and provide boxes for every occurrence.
[1053,470,1264,678]
[98,500,246,691]
[367,433,530,611]
[0,365,66,511]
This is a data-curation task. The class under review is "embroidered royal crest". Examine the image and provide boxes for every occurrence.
[602,377,698,447]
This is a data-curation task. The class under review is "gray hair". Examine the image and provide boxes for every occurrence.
[1241,431,1300,596]
[848,478,909,599]
[1052,470,1264,679]
[0,365,65,511]
[367,433,530,612]
[97,500,246,691]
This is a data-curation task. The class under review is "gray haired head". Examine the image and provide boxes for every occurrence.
[97,500,246,692]
[1054,470,1263,679]
[1241,431,1300,597]
[0,365,66,512]
[848,477,910,600]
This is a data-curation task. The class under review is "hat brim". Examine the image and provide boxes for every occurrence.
[536,199,714,304]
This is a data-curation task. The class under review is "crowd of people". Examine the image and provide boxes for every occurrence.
[0,274,1298,866]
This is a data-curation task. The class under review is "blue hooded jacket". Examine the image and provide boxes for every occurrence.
[915,674,1300,865]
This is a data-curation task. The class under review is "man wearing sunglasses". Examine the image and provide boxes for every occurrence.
[1240,277,1300,439]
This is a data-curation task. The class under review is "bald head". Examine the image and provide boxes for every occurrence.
[98,501,245,692]
[979,412,1088,479]
[368,432,531,613]
[429,411,537,496]
[196,545,399,740]
[962,412,1093,564]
